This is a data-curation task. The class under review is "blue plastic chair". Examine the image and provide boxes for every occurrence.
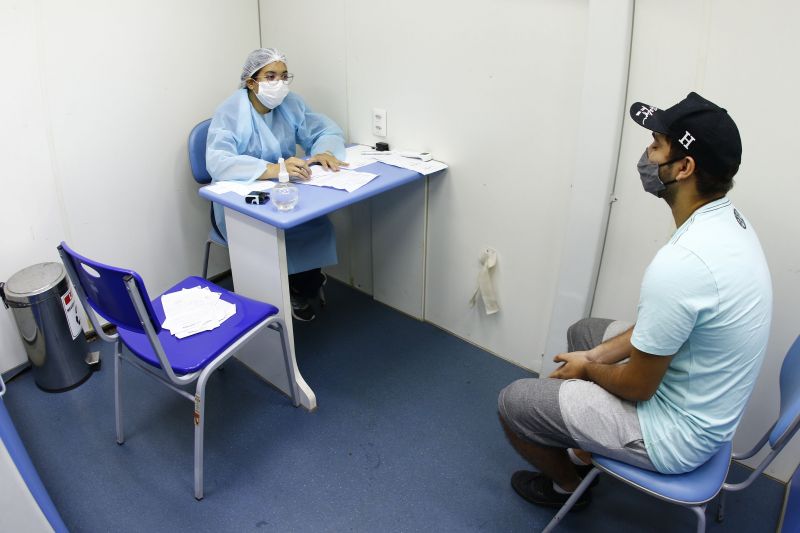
[717,335,800,523]
[58,242,297,500]
[542,335,800,533]
[188,118,227,279]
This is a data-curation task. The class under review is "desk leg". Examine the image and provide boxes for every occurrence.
[223,208,317,411]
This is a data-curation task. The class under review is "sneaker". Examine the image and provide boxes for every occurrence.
[291,295,315,322]
[510,471,591,509]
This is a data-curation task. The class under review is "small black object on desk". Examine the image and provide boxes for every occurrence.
[245,191,270,205]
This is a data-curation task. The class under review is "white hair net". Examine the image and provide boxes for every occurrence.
[240,48,287,88]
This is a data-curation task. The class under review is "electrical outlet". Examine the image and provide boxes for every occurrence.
[373,108,387,138]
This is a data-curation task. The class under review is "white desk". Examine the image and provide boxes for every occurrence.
[199,162,430,410]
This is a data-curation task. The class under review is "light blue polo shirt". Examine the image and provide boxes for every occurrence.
[631,198,772,474]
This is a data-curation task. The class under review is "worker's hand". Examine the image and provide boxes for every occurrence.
[549,351,590,380]
[308,152,349,172]
[285,157,311,180]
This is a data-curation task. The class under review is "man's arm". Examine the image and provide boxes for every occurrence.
[550,347,672,402]
[586,326,635,364]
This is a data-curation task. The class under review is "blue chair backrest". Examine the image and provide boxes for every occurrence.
[188,119,212,184]
[58,242,160,333]
[770,335,800,447]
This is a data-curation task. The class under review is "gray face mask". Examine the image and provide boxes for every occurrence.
[637,150,682,198]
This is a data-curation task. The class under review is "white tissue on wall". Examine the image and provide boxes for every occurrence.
[470,248,499,315]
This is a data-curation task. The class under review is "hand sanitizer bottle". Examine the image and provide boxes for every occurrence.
[273,157,298,211]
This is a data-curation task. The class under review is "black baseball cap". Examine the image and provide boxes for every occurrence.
[630,92,742,178]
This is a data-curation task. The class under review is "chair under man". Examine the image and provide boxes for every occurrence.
[542,334,800,533]
[58,241,298,500]
[188,118,226,280]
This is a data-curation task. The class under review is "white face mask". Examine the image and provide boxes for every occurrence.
[255,81,289,109]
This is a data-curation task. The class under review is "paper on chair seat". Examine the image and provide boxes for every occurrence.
[161,286,236,339]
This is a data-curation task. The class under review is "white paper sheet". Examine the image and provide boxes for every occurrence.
[305,166,380,192]
[203,180,275,196]
[161,286,236,339]
[344,145,383,169]
[367,153,448,175]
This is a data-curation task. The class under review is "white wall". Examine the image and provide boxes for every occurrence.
[0,0,260,373]
[592,0,800,482]
[262,0,593,372]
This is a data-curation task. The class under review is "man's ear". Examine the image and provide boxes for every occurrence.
[676,156,696,181]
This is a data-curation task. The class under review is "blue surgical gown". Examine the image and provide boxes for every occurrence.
[206,89,345,274]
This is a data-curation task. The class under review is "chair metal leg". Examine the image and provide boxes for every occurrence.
[716,490,727,522]
[690,503,707,533]
[542,468,600,533]
[193,382,207,500]
[114,342,124,444]
[202,240,212,279]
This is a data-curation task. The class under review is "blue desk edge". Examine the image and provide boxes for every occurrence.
[198,161,443,229]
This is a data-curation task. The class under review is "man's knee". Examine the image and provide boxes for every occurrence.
[567,319,589,351]
[498,378,561,427]
[498,378,540,420]
[567,317,615,352]
[498,378,573,449]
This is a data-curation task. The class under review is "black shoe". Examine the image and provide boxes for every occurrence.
[510,471,591,509]
[291,295,315,322]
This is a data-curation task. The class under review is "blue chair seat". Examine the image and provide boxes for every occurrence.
[594,441,732,505]
[117,276,277,375]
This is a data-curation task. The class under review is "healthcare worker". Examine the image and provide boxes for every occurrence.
[206,48,348,322]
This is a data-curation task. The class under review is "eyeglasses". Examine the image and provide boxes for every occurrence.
[253,73,294,86]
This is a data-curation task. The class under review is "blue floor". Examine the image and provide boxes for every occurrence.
[3,279,786,532]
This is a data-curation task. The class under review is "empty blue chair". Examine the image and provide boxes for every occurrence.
[542,334,800,533]
[58,242,297,499]
[188,118,227,279]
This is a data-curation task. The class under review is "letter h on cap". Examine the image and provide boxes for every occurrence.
[679,130,696,150]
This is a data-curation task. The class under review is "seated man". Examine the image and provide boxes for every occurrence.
[498,92,772,508]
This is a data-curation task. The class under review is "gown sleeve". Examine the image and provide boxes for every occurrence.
[206,91,267,183]
[288,94,346,161]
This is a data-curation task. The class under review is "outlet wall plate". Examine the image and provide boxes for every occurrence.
[373,108,387,137]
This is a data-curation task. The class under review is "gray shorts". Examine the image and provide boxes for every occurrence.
[497,318,656,471]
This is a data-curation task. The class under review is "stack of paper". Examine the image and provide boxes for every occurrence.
[344,145,382,169]
[346,144,448,175]
[161,286,236,339]
[306,166,379,192]
[367,153,448,175]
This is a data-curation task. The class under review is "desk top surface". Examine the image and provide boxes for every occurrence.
[199,161,428,229]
